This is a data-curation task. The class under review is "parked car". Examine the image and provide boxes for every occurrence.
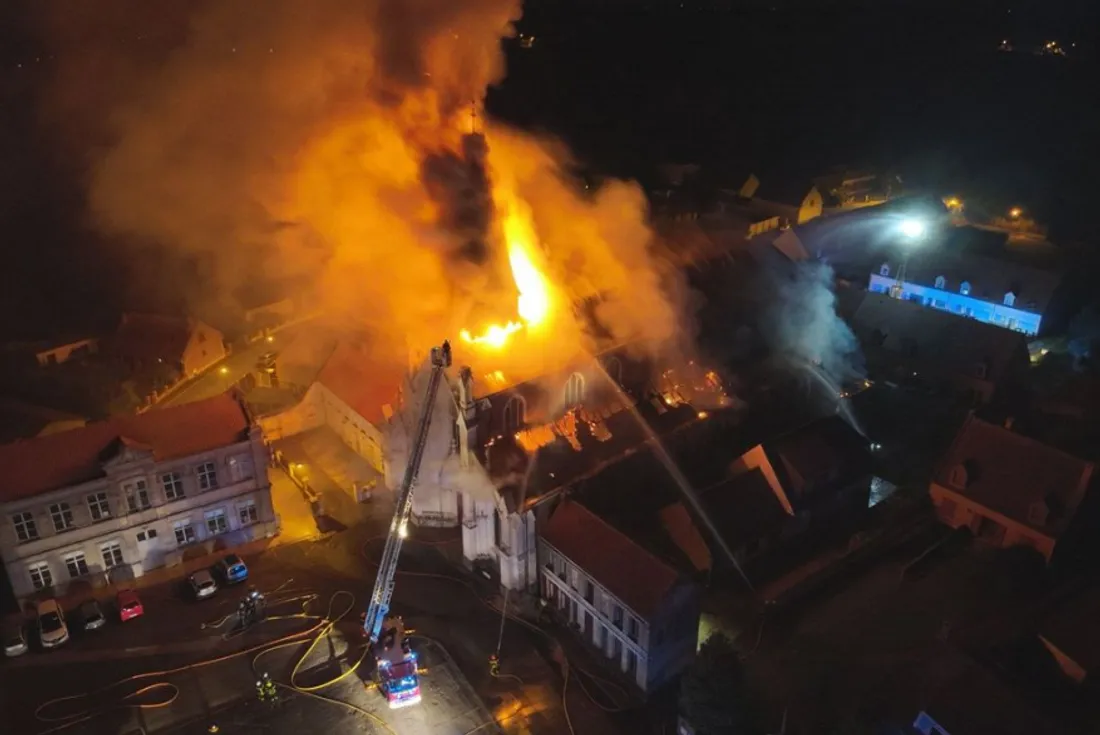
[117,590,144,622]
[79,600,107,631]
[189,569,218,600]
[36,599,70,649]
[216,554,249,584]
[3,623,28,657]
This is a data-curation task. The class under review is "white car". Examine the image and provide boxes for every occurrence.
[37,599,70,649]
[3,624,27,657]
[189,569,218,599]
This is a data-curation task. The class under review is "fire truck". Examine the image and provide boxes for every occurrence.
[362,340,452,708]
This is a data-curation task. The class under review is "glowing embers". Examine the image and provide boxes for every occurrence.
[511,403,625,454]
[655,363,733,414]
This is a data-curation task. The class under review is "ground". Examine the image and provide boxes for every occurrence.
[0,429,631,735]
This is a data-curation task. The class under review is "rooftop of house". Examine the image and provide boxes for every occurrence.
[934,414,1093,536]
[850,291,1030,383]
[540,499,683,620]
[752,177,817,208]
[760,414,871,507]
[112,313,209,364]
[661,467,790,573]
[315,341,401,426]
[0,393,252,505]
[1038,585,1100,678]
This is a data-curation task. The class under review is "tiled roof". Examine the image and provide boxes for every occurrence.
[661,469,790,573]
[112,313,199,364]
[541,499,682,620]
[935,415,1093,534]
[851,292,1029,383]
[1039,585,1100,677]
[315,341,401,425]
[0,394,251,504]
[765,415,870,506]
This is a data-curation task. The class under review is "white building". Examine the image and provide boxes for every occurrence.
[539,500,700,692]
[0,394,277,602]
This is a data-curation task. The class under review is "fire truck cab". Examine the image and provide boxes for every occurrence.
[374,616,421,708]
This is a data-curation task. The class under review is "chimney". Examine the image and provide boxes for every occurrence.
[458,366,476,417]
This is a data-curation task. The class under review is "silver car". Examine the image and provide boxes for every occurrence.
[3,624,27,657]
[80,600,107,631]
[189,569,218,599]
[36,599,69,649]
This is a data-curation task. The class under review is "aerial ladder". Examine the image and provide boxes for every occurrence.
[362,340,452,709]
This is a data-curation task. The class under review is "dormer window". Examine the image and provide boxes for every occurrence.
[1003,291,1016,307]
[933,275,945,289]
[960,281,972,296]
[879,263,891,277]
[949,464,969,489]
[1027,501,1049,526]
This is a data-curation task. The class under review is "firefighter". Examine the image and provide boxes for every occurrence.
[488,654,500,677]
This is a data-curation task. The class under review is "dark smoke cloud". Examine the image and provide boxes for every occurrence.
[421,133,496,265]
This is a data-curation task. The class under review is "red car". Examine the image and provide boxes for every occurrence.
[117,590,144,622]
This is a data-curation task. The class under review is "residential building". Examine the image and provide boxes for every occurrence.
[112,313,227,377]
[751,179,824,227]
[849,291,1031,404]
[32,337,100,367]
[1037,585,1100,685]
[0,394,276,602]
[867,225,1064,336]
[928,415,1094,562]
[539,500,700,692]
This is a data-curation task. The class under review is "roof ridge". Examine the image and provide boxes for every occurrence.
[968,416,1091,469]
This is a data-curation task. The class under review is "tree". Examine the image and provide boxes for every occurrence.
[680,633,759,735]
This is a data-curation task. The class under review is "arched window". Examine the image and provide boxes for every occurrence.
[602,356,623,387]
[879,263,891,277]
[503,395,527,435]
[1003,291,1016,307]
[564,372,586,409]
[960,281,971,296]
[934,275,946,289]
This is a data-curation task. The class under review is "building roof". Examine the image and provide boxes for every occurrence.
[0,397,87,444]
[540,499,682,620]
[752,177,816,208]
[850,292,1029,384]
[762,415,870,507]
[0,394,251,504]
[315,341,401,425]
[1039,585,1100,678]
[660,468,790,573]
[934,414,1093,536]
[112,313,203,365]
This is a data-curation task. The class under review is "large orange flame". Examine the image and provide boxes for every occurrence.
[461,194,552,350]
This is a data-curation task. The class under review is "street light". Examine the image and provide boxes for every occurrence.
[898,218,926,239]
[1009,207,1022,219]
[891,216,928,299]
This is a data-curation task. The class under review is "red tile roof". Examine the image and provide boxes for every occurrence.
[540,499,682,619]
[315,342,401,425]
[0,394,251,504]
[935,415,1093,534]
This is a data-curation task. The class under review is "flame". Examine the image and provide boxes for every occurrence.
[460,195,553,349]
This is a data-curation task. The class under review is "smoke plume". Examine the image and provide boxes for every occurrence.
[762,261,863,382]
[36,0,685,377]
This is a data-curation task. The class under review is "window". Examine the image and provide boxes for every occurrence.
[227,455,252,483]
[626,649,637,675]
[197,462,218,490]
[101,541,124,570]
[125,480,151,512]
[564,372,586,408]
[1003,290,1016,306]
[597,624,606,649]
[238,500,258,525]
[612,604,624,630]
[503,395,526,435]
[136,528,157,542]
[50,502,74,532]
[493,509,503,549]
[174,520,196,545]
[959,280,971,296]
[879,263,890,276]
[12,512,38,542]
[64,551,89,578]
[584,580,594,604]
[627,616,639,642]
[933,299,947,309]
[161,471,184,501]
[87,492,111,521]
[28,561,52,590]
[934,275,946,289]
[205,508,228,535]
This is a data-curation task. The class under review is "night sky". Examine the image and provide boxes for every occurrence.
[1,0,1097,341]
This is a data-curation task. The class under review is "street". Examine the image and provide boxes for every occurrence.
[0,502,628,735]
